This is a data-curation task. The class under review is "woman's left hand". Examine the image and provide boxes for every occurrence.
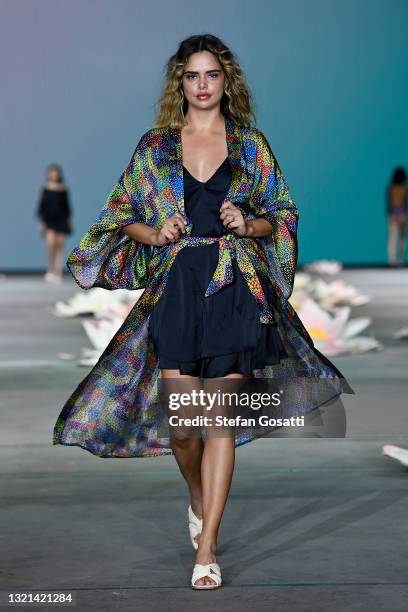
[219,200,248,237]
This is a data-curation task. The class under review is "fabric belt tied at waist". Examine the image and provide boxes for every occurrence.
[166,232,274,324]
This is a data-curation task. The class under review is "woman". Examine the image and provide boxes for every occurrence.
[37,164,73,283]
[386,167,407,266]
[53,34,354,590]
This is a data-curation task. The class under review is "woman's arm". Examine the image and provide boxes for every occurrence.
[61,189,72,217]
[122,222,160,246]
[243,218,273,238]
[37,188,45,220]
[122,211,187,247]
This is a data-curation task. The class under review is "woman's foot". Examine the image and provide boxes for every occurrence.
[50,272,62,283]
[193,541,218,587]
[44,272,62,284]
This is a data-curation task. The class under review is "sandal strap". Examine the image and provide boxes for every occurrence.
[189,523,201,538]
[188,506,203,543]
[192,562,221,586]
[188,505,203,528]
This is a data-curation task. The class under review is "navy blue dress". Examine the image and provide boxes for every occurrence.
[148,156,288,377]
[37,187,72,234]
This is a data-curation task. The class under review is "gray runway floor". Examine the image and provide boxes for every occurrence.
[0,270,407,611]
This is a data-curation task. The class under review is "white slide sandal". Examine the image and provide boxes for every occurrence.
[188,504,203,550]
[191,562,222,589]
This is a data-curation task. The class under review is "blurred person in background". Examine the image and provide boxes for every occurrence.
[386,166,407,267]
[37,163,73,283]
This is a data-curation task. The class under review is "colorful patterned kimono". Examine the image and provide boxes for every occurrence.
[53,115,354,458]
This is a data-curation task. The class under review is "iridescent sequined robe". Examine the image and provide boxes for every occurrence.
[52,115,354,458]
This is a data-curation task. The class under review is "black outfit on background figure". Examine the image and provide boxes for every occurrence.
[148,156,288,378]
[37,187,72,235]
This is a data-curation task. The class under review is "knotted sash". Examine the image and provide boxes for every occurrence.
[147,232,274,324]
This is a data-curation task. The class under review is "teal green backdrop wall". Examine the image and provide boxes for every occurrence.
[1,0,407,269]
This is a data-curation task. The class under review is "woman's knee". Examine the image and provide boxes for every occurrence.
[170,431,200,447]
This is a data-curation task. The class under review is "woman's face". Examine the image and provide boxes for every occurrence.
[47,168,60,182]
[181,50,225,113]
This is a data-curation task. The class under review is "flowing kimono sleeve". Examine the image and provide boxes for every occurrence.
[250,130,299,299]
[66,138,152,290]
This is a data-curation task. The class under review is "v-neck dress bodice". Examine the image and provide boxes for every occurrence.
[148,156,288,377]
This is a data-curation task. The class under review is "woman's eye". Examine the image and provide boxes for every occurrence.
[185,73,219,80]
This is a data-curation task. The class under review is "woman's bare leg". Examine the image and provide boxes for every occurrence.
[194,372,245,587]
[387,219,398,265]
[397,222,406,264]
[52,232,65,278]
[45,229,57,275]
[161,369,205,547]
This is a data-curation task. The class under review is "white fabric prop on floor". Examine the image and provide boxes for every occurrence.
[393,326,408,339]
[81,317,124,351]
[92,300,136,322]
[290,272,370,312]
[297,297,382,356]
[80,301,138,356]
[382,445,408,467]
[77,352,105,367]
[51,288,144,366]
[303,259,343,275]
[293,272,313,289]
[52,287,144,317]
[58,346,107,367]
[78,300,141,365]
[312,278,371,309]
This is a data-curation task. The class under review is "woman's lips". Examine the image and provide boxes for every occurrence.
[197,94,210,99]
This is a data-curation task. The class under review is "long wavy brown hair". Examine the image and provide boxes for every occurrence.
[153,34,256,129]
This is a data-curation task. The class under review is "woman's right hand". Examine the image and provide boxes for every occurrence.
[154,213,187,246]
